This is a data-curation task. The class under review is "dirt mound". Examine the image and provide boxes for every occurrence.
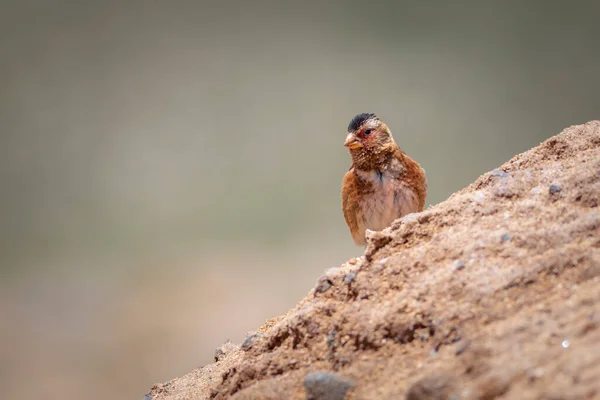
[148,121,600,400]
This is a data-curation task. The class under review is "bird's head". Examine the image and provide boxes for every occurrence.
[344,113,394,155]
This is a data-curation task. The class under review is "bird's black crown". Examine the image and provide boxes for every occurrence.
[348,113,378,132]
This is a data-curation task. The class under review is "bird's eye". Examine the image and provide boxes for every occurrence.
[364,129,372,135]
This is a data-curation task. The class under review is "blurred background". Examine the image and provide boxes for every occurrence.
[1,1,599,399]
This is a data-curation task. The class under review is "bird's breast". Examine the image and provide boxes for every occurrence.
[355,168,419,234]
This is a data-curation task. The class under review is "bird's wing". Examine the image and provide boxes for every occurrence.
[341,169,364,245]
[392,148,427,211]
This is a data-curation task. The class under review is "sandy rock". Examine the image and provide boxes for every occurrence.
[147,121,600,400]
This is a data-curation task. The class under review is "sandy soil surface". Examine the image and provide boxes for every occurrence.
[148,121,600,399]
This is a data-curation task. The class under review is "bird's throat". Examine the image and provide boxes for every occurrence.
[350,145,396,172]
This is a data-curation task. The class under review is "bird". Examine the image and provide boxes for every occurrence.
[341,113,427,246]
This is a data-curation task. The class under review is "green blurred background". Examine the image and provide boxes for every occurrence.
[1,1,599,399]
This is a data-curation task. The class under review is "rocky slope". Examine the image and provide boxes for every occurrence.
[148,121,600,400]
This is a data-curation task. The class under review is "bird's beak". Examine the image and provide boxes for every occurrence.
[344,133,363,149]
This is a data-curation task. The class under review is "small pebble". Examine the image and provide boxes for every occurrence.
[406,375,455,400]
[241,334,263,351]
[491,169,510,178]
[401,212,419,223]
[343,272,356,284]
[549,184,562,194]
[315,278,333,294]
[214,340,237,361]
[500,233,511,242]
[304,372,354,400]
[214,349,225,362]
[452,260,465,271]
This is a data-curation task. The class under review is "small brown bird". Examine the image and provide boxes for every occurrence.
[341,113,427,245]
